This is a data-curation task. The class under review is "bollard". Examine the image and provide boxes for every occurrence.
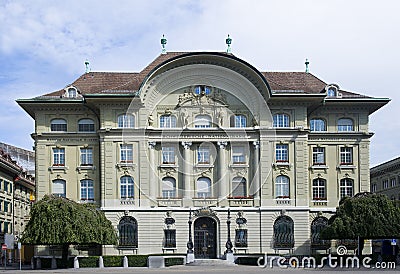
[123,256,128,268]
[36,257,41,269]
[51,257,57,269]
[99,256,104,268]
[74,256,79,269]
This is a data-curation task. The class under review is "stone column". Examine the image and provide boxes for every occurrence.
[181,142,192,205]
[253,141,260,202]
[217,141,228,202]
[148,142,157,201]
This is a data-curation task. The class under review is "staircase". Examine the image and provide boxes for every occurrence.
[187,259,237,267]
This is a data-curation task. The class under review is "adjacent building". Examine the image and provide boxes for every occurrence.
[17,51,389,258]
[370,157,400,200]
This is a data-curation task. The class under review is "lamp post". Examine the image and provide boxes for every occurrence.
[186,209,194,263]
[225,208,233,260]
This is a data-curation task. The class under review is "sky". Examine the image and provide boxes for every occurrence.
[0,0,399,167]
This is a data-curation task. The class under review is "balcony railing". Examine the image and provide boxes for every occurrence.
[157,198,182,207]
[228,197,254,207]
[192,198,219,207]
[274,198,293,206]
[120,198,135,205]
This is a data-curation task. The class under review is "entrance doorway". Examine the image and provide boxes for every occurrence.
[194,217,217,259]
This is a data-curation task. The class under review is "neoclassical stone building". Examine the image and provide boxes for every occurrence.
[18,51,388,258]
[370,157,400,200]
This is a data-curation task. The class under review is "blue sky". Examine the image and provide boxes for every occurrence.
[0,0,399,166]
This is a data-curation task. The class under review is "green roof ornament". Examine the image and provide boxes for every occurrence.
[305,58,310,73]
[161,34,167,54]
[84,60,90,74]
[226,34,232,53]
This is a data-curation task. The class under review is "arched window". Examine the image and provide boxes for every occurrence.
[232,177,247,197]
[275,176,289,198]
[273,114,289,128]
[194,115,212,128]
[311,217,330,248]
[337,118,353,132]
[162,177,176,198]
[196,177,211,198]
[310,118,326,132]
[78,119,95,132]
[118,216,138,247]
[160,115,177,128]
[312,178,326,200]
[120,176,134,199]
[230,114,247,128]
[273,216,294,249]
[51,119,67,132]
[339,178,353,199]
[52,179,66,198]
[117,114,135,128]
[66,87,78,98]
[80,179,94,201]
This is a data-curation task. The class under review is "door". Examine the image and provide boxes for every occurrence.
[194,217,217,259]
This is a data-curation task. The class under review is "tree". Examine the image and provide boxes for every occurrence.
[21,195,118,266]
[320,192,400,255]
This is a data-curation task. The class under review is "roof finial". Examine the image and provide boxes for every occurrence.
[84,59,90,73]
[161,34,167,54]
[226,34,232,53]
[305,58,310,73]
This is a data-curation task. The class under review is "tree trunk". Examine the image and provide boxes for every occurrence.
[61,244,69,268]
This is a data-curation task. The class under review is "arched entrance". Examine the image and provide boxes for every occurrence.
[194,217,217,259]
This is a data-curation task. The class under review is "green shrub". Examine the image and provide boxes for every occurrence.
[78,256,99,268]
[39,258,52,269]
[127,255,148,267]
[103,255,123,267]
[165,257,184,266]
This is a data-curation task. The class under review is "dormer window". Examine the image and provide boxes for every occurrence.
[64,86,79,98]
[325,84,340,97]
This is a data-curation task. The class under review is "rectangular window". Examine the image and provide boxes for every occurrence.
[164,229,176,248]
[80,148,93,166]
[235,229,248,247]
[276,144,288,162]
[53,148,65,166]
[80,180,94,200]
[234,115,247,128]
[312,147,325,165]
[371,183,377,192]
[340,147,353,165]
[383,179,389,189]
[4,201,8,213]
[162,146,175,164]
[3,181,8,193]
[120,144,133,163]
[3,222,8,234]
[197,146,210,164]
[232,146,245,164]
[391,178,396,188]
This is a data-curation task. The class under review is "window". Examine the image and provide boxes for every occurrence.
[338,118,353,132]
[4,201,8,213]
[273,114,289,128]
[162,177,176,198]
[273,216,294,249]
[231,115,247,128]
[53,148,65,166]
[194,115,212,128]
[275,176,289,198]
[235,229,248,247]
[118,216,138,247]
[312,147,325,165]
[50,119,67,132]
[340,178,353,199]
[340,147,353,165]
[120,176,134,199]
[232,146,245,164]
[197,146,210,164]
[52,179,66,198]
[311,217,330,248]
[310,119,326,132]
[80,148,93,166]
[327,87,336,97]
[371,183,377,192]
[194,85,211,95]
[383,179,389,189]
[162,146,175,164]
[118,114,135,128]
[164,229,176,248]
[312,179,326,200]
[196,177,211,198]
[232,177,247,197]
[67,87,77,98]
[3,222,9,234]
[391,178,396,188]
[78,119,95,132]
[120,144,133,163]
[160,115,177,128]
[80,179,94,200]
[276,144,288,162]
[3,181,8,193]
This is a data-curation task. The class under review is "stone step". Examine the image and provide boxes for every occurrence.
[187,259,237,267]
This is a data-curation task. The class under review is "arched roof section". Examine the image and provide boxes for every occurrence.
[138,53,272,124]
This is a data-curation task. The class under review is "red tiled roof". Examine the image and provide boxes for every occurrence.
[41,52,367,98]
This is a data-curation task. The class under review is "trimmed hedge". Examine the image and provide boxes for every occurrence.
[78,256,99,268]
[165,257,185,267]
[103,255,123,267]
[127,255,148,267]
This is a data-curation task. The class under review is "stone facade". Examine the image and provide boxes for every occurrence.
[17,52,388,257]
[370,157,400,200]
